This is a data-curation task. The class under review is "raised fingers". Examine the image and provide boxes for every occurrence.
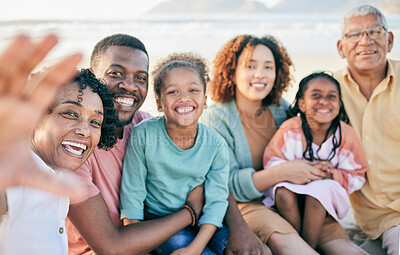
[0,35,32,94]
[9,35,59,96]
[28,53,82,111]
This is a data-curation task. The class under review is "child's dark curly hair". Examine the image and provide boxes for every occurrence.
[209,34,293,106]
[152,52,209,99]
[72,69,118,150]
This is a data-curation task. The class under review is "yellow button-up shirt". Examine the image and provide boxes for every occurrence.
[334,59,400,239]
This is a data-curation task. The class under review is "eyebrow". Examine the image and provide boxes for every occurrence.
[163,82,201,89]
[61,100,104,115]
[249,59,274,63]
[109,64,125,70]
[95,110,104,116]
[109,64,149,76]
[62,100,81,107]
[310,89,338,93]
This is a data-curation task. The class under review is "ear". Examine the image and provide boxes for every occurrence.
[387,31,394,53]
[298,98,306,113]
[203,95,208,109]
[156,99,163,112]
[337,40,346,59]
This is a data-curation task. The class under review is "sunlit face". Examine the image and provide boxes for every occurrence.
[32,83,103,171]
[234,44,276,104]
[337,14,394,75]
[156,67,207,129]
[93,46,149,127]
[299,79,341,130]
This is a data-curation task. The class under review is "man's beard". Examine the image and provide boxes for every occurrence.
[116,112,136,127]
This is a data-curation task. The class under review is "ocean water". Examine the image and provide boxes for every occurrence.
[1,13,399,63]
[1,14,400,111]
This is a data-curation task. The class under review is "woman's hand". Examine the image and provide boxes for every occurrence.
[313,161,334,180]
[283,160,327,184]
[312,161,334,173]
[0,34,83,198]
[254,159,327,191]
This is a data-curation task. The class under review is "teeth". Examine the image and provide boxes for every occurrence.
[64,147,83,156]
[317,109,330,114]
[62,141,87,150]
[116,97,134,106]
[251,83,265,88]
[176,107,194,113]
[359,51,374,55]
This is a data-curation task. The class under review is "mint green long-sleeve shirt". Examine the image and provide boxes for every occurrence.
[120,116,229,227]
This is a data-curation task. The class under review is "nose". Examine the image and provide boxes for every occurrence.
[178,91,191,102]
[75,121,91,138]
[319,97,329,105]
[118,75,139,93]
[254,67,265,78]
[358,31,373,45]
[179,92,190,102]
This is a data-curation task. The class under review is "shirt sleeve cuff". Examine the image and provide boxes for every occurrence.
[120,208,144,221]
[230,167,263,202]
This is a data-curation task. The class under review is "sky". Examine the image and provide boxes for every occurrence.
[0,0,167,20]
[0,0,282,20]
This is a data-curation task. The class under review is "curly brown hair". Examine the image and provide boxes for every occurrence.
[209,34,293,106]
[152,52,210,99]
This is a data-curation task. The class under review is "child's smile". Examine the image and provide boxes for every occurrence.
[157,67,207,129]
[299,78,340,129]
[175,105,195,114]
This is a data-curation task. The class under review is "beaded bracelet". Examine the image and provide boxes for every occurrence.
[180,202,199,226]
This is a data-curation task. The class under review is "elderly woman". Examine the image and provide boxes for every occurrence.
[0,67,118,254]
[202,34,366,254]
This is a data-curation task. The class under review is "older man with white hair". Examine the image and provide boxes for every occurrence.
[335,4,399,255]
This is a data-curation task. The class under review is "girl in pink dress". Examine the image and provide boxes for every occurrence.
[262,72,367,249]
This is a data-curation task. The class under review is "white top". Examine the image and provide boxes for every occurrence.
[0,152,69,255]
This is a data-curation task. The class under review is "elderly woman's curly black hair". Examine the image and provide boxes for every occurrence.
[72,69,118,150]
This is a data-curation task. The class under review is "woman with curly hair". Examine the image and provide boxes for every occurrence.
[202,35,362,254]
[0,68,118,254]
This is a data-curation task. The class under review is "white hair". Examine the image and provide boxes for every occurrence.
[341,5,388,35]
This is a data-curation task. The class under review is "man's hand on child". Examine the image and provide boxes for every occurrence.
[186,183,204,217]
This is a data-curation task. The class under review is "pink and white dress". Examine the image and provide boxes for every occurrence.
[262,117,367,221]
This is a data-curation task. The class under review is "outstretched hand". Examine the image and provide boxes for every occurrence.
[0,34,83,199]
